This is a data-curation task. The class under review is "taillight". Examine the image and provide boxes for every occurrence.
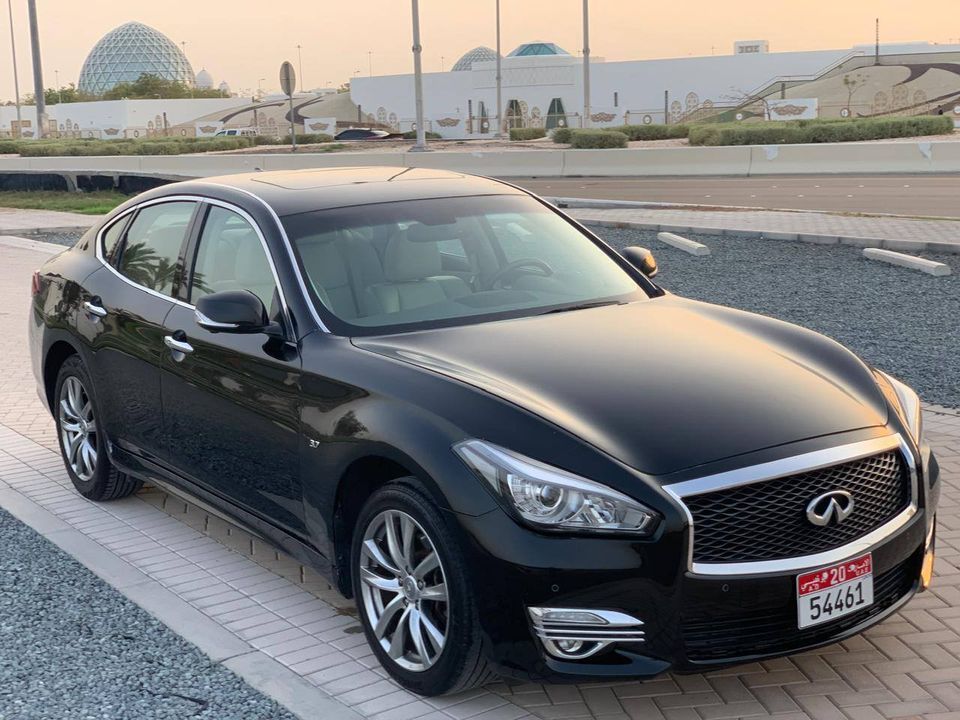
[31,271,41,296]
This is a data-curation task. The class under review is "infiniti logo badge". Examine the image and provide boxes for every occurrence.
[806,490,855,527]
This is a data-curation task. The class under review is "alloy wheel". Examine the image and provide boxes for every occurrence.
[59,376,98,482]
[359,509,449,672]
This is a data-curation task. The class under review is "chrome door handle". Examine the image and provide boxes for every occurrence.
[82,300,107,318]
[163,335,194,355]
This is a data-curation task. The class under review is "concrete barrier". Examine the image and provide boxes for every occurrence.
[3,139,960,181]
[657,232,711,255]
[863,247,952,276]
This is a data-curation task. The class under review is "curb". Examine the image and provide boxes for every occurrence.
[0,234,70,255]
[0,466,363,720]
[862,248,952,276]
[578,218,960,255]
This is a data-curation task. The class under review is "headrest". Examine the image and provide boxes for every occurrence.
[298,236,350,288]
[384,228,442,282]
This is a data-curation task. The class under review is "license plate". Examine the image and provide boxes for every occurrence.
[797,553,873,629]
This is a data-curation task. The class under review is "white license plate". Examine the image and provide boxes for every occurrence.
[797,553,874,629]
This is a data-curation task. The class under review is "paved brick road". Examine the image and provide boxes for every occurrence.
[2,238,960,720]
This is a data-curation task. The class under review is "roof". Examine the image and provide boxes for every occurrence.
[155,167,523,217]
[451,46,499,71]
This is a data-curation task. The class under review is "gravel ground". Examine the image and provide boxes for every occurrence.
[592,227,960,408]
[0,508,296,720]
[25,229,86,247]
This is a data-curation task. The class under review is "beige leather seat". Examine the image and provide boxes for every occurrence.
[364,225,471,316]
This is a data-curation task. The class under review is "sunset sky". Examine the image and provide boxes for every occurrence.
[2,0,959,101]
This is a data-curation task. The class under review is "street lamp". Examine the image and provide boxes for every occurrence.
[368,51,373,77]
[258,77,266,98]
[27,0,45,138]
[297,44,304,92]
[5,0,22,138]
[410,0,428,151]
[494,0,503,138]
[582,0,591,128]
[55,69,61,104]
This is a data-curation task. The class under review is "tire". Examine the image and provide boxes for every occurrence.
[351,482,495,695]
[54,355,142,502]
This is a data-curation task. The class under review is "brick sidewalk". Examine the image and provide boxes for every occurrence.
[3,238,960,720]
[568,207,960,252]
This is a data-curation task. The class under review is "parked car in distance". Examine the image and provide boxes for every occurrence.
[214,128,258,137]
[28,167,938,696]
[334,127,392,141]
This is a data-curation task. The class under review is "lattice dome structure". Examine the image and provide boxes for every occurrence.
[451,46,498,72]
[78,22,196,95]
[507,42,570,57]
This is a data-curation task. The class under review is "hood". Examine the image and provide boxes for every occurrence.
[354,298,889,476]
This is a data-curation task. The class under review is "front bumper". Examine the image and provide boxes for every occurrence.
[456,446,939,684]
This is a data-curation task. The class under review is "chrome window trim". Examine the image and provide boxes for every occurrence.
[663,434,919,576]
[194,181,331,334]
[94,194,294,335]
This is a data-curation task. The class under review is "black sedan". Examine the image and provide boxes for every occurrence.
[29,167,938,696]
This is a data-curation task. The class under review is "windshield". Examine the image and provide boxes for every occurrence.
[282,194,647,334]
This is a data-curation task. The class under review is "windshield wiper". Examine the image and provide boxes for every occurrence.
[540,300,625,316]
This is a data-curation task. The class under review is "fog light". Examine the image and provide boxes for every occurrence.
[528,607,645,660]
[556,639,584,653]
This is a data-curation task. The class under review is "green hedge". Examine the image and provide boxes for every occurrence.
[688,115,955,146]
[401,130,442,140]
[279,133,334,145]
[509,127,547,141]
[607,124,690,141]
[550,127,573,144]
[15,136,253,157]
[569,130,628,149]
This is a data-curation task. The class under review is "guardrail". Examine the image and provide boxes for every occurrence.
[2,139,959,182]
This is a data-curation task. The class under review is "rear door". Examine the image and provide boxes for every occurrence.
[78,199,200,462]
[159,202,306,536]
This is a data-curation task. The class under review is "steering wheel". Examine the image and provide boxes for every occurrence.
[487,258,554,289]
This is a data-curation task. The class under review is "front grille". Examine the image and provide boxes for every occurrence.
[682,553,918,662]
[685,451,910,564]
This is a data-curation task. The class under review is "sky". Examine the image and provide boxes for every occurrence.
[1,0,959,101]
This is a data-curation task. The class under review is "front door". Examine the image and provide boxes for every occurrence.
[159,203,305,536]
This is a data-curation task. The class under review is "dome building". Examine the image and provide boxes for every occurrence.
[507,42,570,57]
[78,22,196,95]
[451,46,499,72]
[195,69,214,90]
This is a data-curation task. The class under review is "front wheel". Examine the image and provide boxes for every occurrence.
[351,483,495,695]
[54,355,142,501]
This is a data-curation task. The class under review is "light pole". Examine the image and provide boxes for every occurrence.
[410,0,428,151]
[297,44,304,91]
[6,0,22,137]
[494,0,503,137]
[27,0,45,138]
[55,69,61,104]
[582,0,590,128]
[368,51,373,77]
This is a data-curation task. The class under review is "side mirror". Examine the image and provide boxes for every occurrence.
[621,246,659,279]
[195,290,278,335]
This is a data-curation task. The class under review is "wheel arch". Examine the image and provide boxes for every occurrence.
[43,338,82,413]
[331,453,448,597]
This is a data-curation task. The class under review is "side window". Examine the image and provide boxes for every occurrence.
[101,215,130,263]
[117,202,196,296]
[190,206,278,313]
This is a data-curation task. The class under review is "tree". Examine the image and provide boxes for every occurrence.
[842,73,867,112]
[42,84,96,105]
[101,73,225,101]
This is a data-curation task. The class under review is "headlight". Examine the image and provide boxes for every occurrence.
[875,370,923,444]
[453,439,659,535]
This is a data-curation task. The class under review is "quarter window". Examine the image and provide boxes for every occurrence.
[117,202,196,296]
[190,206,278,313]
[100,215,130,262]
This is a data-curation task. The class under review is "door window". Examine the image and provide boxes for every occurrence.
[190,206,278,313]
[100,215,130,263]
[117,202,196,296]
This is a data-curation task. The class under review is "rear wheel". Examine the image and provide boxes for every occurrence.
[54,355,142,501]
[352,483,495,695]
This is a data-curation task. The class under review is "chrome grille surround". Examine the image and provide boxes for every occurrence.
[528,607,645,660]
[664,435,918,576]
